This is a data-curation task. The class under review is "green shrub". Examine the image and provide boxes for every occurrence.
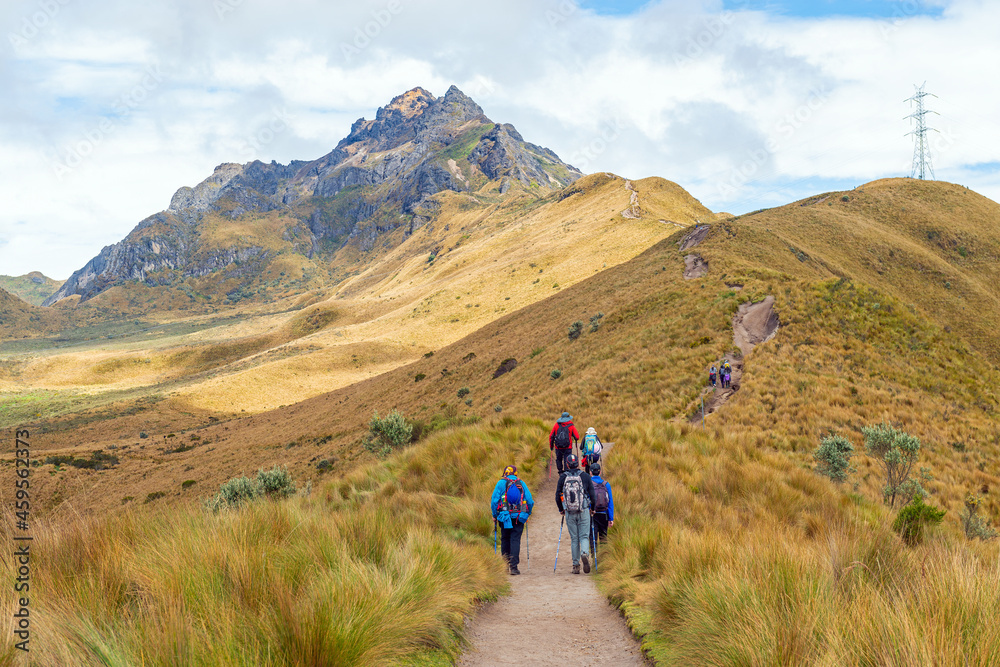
[256,465,297,498]
[568,321,583,340]
[415,373,426,382]
[550,369,562,379]
[494,405,502,413]
[589,312,604,333]
[813,434,854,483]
[210,475,258,510]
[145,491,167,504]
[364,409,414,458]
[863,422,923,507]
[892,493,946,546]
[181,480,197,489]
[457,387,470,398]
[961,493,997,541]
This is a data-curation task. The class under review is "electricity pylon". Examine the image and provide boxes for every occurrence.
[905,83,938,180]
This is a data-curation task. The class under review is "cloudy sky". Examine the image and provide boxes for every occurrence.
[2,0,997,278]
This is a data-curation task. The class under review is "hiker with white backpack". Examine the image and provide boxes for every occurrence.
[581,427,603,475]
[555,454,595,574]
[491,465,534,575]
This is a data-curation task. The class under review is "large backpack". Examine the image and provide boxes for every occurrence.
[562,471,586,513]
[592,480,609,513]
[498,478,528,515]
[582,433,598,457]
[553,423,572,450]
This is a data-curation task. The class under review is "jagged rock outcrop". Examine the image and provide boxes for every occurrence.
[46,86,582,306]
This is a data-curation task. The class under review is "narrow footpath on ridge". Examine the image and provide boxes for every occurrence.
[458,444,648,666]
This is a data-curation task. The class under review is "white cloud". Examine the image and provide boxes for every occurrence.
[0,0,997,278]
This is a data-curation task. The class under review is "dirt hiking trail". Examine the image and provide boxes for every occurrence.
[697,295,780,419]
[458,445,648,666]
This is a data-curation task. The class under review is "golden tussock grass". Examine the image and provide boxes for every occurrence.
[0,417,549,665]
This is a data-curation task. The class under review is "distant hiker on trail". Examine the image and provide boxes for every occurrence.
[709,365,717,388]
[589,462,614,543]
[721,360,732,388]
[491,465,534,575]
[556,454,595,574]
[581,427,603,475]
[549,412,580,474]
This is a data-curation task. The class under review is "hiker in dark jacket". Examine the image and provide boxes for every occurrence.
[491,465,534,575]
[589,462,615,543]
[555,454,595,574]
[549,411,580,474]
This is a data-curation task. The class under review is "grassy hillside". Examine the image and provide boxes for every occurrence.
[1,173,709,417]
[0,272,63,306]
[3,178,1000,662]
[0,417,547,665]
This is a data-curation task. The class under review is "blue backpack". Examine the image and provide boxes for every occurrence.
[499,478,527,514]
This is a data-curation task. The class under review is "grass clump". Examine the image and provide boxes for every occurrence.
[550,369,562,380]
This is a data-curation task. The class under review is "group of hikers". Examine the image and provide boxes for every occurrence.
[709,359,733,389]
[490,412,615,576]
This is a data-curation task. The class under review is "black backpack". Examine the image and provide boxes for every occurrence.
[592,480,609,512]
[553,423,571,449]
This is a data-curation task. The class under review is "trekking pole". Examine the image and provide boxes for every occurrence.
[591,521,597,572]
[554,515,565,572]
[493,519,497,554]
[526,523,529,562]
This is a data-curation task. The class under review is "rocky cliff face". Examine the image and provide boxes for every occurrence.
[45,86,582,307]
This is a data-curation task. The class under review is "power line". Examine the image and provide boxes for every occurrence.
[905,82,939,180]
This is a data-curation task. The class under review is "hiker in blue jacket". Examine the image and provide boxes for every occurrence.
[589,462,615,543]
[491,465,534,575]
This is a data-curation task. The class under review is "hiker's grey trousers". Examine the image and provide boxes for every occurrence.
[566,510,591,565]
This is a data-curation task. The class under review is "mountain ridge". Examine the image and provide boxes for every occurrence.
[44,86,583,307]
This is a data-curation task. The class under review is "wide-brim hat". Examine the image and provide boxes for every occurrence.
[586,427,596,435]
[557,411,572,423]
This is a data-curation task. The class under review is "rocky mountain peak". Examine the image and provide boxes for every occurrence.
[46,85,583,307]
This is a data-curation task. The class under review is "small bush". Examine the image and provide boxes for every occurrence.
[145,491,167,504]
[841,195,850,202]
[139,431,148,439]
[423,351,434,358]
[457,387,470,398]
[529,347,545,358]
[892,493,946,546]
[181,480,197,489]
[589,312,604,333]
[550,369,562,379]
[364,409,414,458]
[414,373,426,382]
[863,422,923,507]
[464,398,473,406]
[256,466,297,498]
[961,493,997,541]
[568,321,583,340]
[813,434,854,483]
[494,405,502,413]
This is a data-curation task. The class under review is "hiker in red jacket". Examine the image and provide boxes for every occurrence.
[549,411,580,474]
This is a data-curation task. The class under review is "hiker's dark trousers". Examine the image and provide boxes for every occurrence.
[593,512,609,542]
[501,520,525,568]
[554,448,573,473]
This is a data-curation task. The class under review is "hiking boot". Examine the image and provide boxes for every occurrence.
[572,563,580,574]
[582,553,591,573]
[509,566,520,575]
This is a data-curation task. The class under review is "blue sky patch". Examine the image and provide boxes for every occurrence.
[722,0,945,19]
